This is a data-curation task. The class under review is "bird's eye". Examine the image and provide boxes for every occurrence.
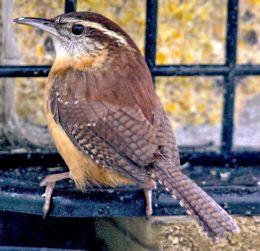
[72,24,84,35]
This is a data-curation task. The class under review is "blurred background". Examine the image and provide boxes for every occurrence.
[8,0,260,149]
[0,0,259,250]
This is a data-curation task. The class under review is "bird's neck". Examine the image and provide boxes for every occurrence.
[51,48,110,74]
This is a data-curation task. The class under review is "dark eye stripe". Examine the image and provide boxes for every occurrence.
[72,24,84,35]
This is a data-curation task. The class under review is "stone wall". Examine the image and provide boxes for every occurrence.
[96,216,260,251]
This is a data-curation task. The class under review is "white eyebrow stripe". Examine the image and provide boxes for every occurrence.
[78,20,129,46]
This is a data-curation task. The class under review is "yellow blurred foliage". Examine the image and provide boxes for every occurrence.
[36,45,44,59]
[12,0,260,129]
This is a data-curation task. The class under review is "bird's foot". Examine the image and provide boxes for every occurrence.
[143,189,153,219]
[143,178,156,219]
[40,172,70,218]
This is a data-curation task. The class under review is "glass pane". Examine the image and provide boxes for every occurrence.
[77,0,145,52]
[12,0,65,65]
[156,77,223,149]
[15,78,47,126]
[234,76,260,149]
[157,0,226,64]
[238,0,260,64]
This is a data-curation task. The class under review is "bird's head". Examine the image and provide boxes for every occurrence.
[14,12,139,69]
[13,12,158,127]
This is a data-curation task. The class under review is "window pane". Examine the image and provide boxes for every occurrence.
[15,78,46,126]
[157,0,226,64]
[156,77,223,149]
[234,76,260,149]
[238,0,260,64]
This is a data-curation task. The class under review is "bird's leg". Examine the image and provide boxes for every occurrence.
[143,178,156,219]
[40,172,70,218]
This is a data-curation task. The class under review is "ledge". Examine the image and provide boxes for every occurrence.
[1,149,260,168]
[0,164,259,217]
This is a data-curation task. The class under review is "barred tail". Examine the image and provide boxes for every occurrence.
[153,159,240,241]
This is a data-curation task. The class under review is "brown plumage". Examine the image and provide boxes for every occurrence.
[14,12,239,240]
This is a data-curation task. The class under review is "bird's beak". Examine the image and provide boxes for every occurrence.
[13,17,58,37]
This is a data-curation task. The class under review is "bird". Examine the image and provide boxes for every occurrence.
[14,12,239,241]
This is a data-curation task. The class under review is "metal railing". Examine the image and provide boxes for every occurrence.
[145,0,260,153]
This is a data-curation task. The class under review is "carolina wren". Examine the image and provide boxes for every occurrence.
[14,12,239,240]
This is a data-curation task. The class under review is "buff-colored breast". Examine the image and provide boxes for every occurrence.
[45,107,133,191]
[45,67,133,191]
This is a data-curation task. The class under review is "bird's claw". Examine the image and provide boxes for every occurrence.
[40,172,70,218]
[41,181,56,219]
